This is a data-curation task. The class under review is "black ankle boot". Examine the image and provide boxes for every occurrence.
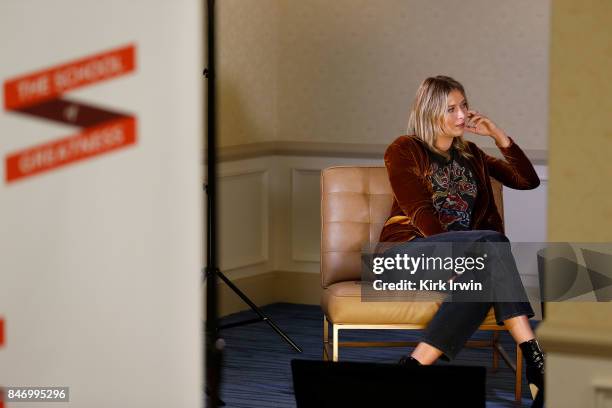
[519,338,545,408]
[398,355,422,367]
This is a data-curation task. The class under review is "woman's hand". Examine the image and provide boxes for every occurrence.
[466,110,511,148]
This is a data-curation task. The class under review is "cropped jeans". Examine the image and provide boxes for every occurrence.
[382,229,534,361]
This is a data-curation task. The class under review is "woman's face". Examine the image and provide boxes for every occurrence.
[443,89,469,137]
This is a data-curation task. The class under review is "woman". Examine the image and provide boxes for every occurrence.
[378,76,544,407]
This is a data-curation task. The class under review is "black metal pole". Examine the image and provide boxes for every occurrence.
[203,3,303,404]
[204,0,222,407]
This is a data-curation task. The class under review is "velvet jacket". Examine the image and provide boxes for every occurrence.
[378,135,540,244]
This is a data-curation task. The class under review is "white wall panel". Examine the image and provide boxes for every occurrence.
[503,165,548,242]
[218,169,269,271]
[291,168,322,262]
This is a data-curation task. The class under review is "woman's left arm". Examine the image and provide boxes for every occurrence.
[466,110,540,190]
[485,136,540,190]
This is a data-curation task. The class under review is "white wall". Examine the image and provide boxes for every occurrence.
[219,0,550,156]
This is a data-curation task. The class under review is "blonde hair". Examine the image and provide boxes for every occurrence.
[407,75,473,159]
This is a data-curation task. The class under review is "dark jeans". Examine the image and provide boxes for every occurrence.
[383,229,534,361]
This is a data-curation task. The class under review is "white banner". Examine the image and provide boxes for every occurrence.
[0,1,203,407]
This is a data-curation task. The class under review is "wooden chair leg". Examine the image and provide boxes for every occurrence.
[492,331,499,371]
[515,344,523,402]
[323,315,329,361]
[332,324,339,362]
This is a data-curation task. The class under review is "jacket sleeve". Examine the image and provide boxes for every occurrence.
[384,140,446,237]
[484,137,540,190]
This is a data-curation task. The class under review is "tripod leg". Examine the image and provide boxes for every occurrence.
[215,269,303,353]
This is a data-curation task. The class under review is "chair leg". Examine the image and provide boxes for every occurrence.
[323,315,329,361]
[492,331,499,372]
[332,324,339,362]
[515,343,523,402]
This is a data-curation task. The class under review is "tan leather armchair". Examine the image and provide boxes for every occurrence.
[320,166,525,402]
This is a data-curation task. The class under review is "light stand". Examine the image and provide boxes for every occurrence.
[203,1,302,406]
[204,1,222,406]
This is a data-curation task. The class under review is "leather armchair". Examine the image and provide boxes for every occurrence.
[320,166,525,402]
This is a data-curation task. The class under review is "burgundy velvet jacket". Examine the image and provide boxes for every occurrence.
[378,135,540,243]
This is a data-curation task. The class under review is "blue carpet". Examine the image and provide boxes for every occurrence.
[218,303,536,407]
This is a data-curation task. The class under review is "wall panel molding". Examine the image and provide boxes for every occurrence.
[217,167,270,271]
[290,168,323,263]
[209,141,548,164]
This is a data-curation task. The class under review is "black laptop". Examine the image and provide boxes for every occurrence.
[291,359,486,408]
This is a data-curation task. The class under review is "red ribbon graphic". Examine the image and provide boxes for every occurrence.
[3,44,137,183]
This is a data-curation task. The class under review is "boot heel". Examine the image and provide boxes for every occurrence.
[519,339,545,408]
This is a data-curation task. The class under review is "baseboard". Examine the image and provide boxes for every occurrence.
[273,271,322,306]
[212,271,321,317]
